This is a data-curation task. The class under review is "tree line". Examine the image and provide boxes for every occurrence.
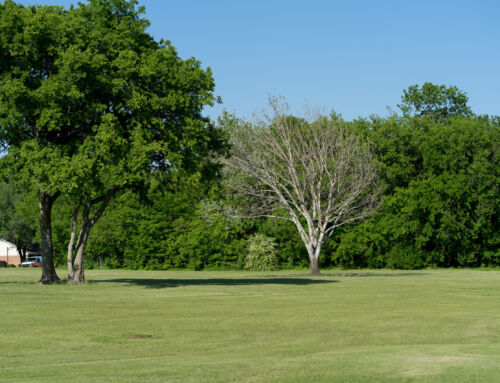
[0,1,498,283]
[77,98,500,272]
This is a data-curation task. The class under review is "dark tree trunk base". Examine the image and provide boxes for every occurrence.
[38,190,61,285]
[38,272,60,285]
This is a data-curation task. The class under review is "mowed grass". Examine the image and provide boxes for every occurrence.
[1,269,500,382]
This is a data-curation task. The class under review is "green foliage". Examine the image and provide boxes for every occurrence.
[398,82,472,119]
[0,0,226,281]
[257,219,308,268]
[5,1,492,274]
[0,182,37,255]
[327,220,386,269]
[244,234,279,271]
[82,185,250,271]
[0,0,222,194]
[49,91,499,272]
[330,115,499,269]
[352,114,424,193]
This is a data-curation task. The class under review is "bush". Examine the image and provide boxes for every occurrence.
[385,245,426,269]
[245,234,279,271]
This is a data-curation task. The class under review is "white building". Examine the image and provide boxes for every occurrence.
[0,239,21,266]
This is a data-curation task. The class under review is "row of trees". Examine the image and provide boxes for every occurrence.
[80,105,499,271]
[2,84,498,275]
[334,113,498,268]
[1,1,498,282]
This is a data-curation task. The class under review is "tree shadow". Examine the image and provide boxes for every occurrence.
[296,272,428,278]
[92,277,338,289]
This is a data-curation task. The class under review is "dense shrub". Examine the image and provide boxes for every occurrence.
[244,234,279,271]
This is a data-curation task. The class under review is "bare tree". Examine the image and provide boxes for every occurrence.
[222,101,380,275]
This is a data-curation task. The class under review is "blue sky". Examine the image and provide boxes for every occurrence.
[17,0,500,121]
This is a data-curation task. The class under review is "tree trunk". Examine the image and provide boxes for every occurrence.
[38,191,60,284]
[67,202,81,281]
[309,256,320,276]
[71,223,91,284]
[17,246,26,263]
[67,189,115,284]
[307,240,323,276]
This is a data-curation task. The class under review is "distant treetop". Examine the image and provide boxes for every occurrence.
[398,82,472,119]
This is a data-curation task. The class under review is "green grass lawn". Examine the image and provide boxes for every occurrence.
[1,268,500,382]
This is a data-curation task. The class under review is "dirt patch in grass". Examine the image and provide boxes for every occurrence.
[402,355,475,377]
[128,334,152,339]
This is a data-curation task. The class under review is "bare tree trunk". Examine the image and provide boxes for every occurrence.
[69,204,90,284]
[67,202,81,281]
[67,189,116,284]
[72,225,90,284]
[309,255,320,276]
[307,240,322,276]
[38,190,60,284]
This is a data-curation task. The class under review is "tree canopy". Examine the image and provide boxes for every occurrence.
[398,82,472,119]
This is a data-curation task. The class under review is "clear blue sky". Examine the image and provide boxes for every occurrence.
[17,0,500,121]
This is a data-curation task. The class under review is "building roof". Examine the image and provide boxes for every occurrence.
[0,238,17,248]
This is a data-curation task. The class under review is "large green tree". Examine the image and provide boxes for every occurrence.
[0,0,224,283]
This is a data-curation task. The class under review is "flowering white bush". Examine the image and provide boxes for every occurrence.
[245,234,279,271]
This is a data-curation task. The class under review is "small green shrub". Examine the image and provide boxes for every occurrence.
[245,234,279,271]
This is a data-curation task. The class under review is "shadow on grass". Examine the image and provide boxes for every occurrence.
[92,277,338,289]
[301,272,428,278]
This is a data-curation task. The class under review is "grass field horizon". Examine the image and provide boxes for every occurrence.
[1,268,500,382]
